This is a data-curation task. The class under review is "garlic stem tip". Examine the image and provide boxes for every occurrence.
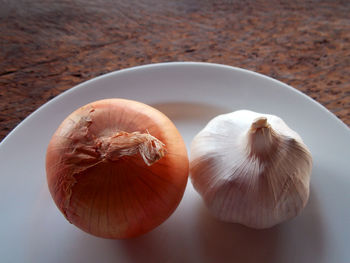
[251,117,269,130]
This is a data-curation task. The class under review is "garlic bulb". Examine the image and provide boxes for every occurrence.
[190,110,312,229]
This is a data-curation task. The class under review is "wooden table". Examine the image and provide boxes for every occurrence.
[1,0,349,141]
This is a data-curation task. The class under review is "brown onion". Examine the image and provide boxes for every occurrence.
[46,99,189,239]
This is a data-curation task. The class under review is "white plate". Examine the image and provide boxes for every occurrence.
[1,62,349,263]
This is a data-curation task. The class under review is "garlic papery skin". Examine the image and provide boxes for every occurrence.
[190,110,312,229]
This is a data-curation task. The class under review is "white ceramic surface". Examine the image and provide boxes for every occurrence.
[1,62,349,263]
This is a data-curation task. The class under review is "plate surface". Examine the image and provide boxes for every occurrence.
[1,62,349,263]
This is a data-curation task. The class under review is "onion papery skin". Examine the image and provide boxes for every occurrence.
[46,99,189,239]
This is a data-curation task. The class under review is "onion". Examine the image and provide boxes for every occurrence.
[46,99,189,239]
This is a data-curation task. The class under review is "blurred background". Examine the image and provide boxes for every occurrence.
[0,0,349,140]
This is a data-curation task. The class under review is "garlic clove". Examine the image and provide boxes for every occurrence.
[190,110,312,229]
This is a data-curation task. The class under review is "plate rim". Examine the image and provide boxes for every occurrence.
[1,61,348,147]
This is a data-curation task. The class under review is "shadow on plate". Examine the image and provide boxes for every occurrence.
[193,186,325,263]
[119,187,324,263]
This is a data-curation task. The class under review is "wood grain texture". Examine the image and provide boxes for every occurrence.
[0,0,349,141]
